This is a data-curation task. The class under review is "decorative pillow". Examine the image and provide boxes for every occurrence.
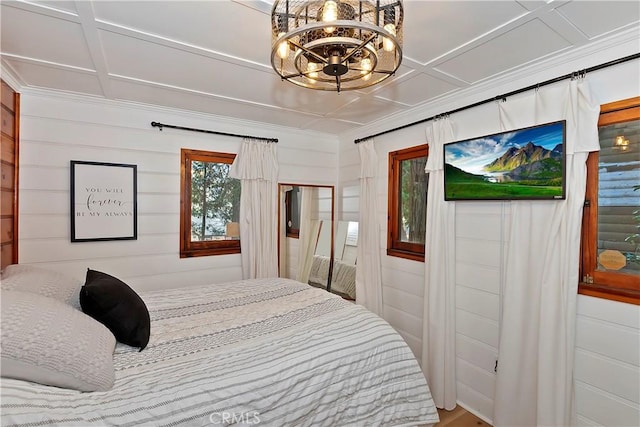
[80,269,150,351]
[1,264,83,309]
[0,290,116,392]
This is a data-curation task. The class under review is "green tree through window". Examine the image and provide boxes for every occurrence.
[400,157,427,244]
[180,149,241,258]
[388,144,428,261]
[190,160,240,241]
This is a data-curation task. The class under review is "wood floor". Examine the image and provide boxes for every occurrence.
[435,406,491,427]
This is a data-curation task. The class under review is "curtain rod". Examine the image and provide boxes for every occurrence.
[354,52,640,144]
[150,121,278,143]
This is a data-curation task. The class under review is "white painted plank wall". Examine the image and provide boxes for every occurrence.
[337,56,640,425]
[575,296,640,427]
[18,91,337,292]
[454,202,506,421]
[338,126,430,362]
[337,139,360,223]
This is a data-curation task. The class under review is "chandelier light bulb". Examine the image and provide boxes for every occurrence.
[360,57,372,74]
[307,62,321,80]
[277,32,290,59]
[383,23,396,52]
[323,0,338,33]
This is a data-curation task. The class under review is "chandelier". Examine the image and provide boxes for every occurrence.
[270,0,404,92]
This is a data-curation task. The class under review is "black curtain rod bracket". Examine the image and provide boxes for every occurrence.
[354,53,640,144]
[151,121,278,143]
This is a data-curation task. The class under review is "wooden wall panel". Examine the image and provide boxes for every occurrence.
[0,192,14,216]
[1,106,14,138]
[0,218,13,243]
[1,79,18,269]
[1,83,15,112]
[1,163,15,190]
[1,243,13,267]
[1,133,15,162]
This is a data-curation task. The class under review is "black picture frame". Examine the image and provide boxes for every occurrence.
[70,160,138,242]
[443,120,566,201]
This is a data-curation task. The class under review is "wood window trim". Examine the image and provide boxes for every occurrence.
[387,144,428,262]
[579,96,640,305]
[180,149,240,258]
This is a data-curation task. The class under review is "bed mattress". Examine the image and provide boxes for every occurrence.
[1,277,438,426]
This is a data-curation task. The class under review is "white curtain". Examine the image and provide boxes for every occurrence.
[356,139,383,316]
[422,117,457,410]
[229,138,279,279]
[296,187,320,283]
[494,79,600,426]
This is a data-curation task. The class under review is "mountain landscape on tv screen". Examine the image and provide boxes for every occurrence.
[483,141,563,180]
[444,141,564,200]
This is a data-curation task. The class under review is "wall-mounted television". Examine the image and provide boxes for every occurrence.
[443,120,566,201]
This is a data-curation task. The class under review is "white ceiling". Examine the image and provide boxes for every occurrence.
[1,0,639,135]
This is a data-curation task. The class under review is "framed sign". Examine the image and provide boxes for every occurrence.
[70,160,137,242]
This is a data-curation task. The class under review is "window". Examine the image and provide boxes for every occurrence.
[579,97,640,304]
[180,149,241,258]
[285,186,300,238]
[387,144,428,261]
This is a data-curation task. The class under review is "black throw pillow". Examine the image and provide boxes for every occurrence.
[80,269,150,351]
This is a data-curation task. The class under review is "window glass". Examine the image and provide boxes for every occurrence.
[595,119,640,276]
[180,149,241,258]
[387,144,428,261]
[579,97,640,304]
[190,160,240,241]
[399,156,428,245]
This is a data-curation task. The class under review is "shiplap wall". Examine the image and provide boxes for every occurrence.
[18,90,337,291]
[575,296,640,426]
[337,54,640,425]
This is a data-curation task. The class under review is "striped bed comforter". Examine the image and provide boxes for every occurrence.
[1,278,438,426]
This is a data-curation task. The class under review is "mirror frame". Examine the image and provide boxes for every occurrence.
[277,183,335,291]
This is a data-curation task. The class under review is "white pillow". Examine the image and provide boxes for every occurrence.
[1,264,82,309]
[1,290,116,392]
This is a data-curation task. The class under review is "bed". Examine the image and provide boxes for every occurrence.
[308,255,356,300]
[1,271,438,426]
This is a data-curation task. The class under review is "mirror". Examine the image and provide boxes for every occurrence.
[278,184,334,291]
[308,219,333,291]
[331,220,358,300]
[278,184,359,301]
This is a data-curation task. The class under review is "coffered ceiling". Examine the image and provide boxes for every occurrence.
[1,1,639,135]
